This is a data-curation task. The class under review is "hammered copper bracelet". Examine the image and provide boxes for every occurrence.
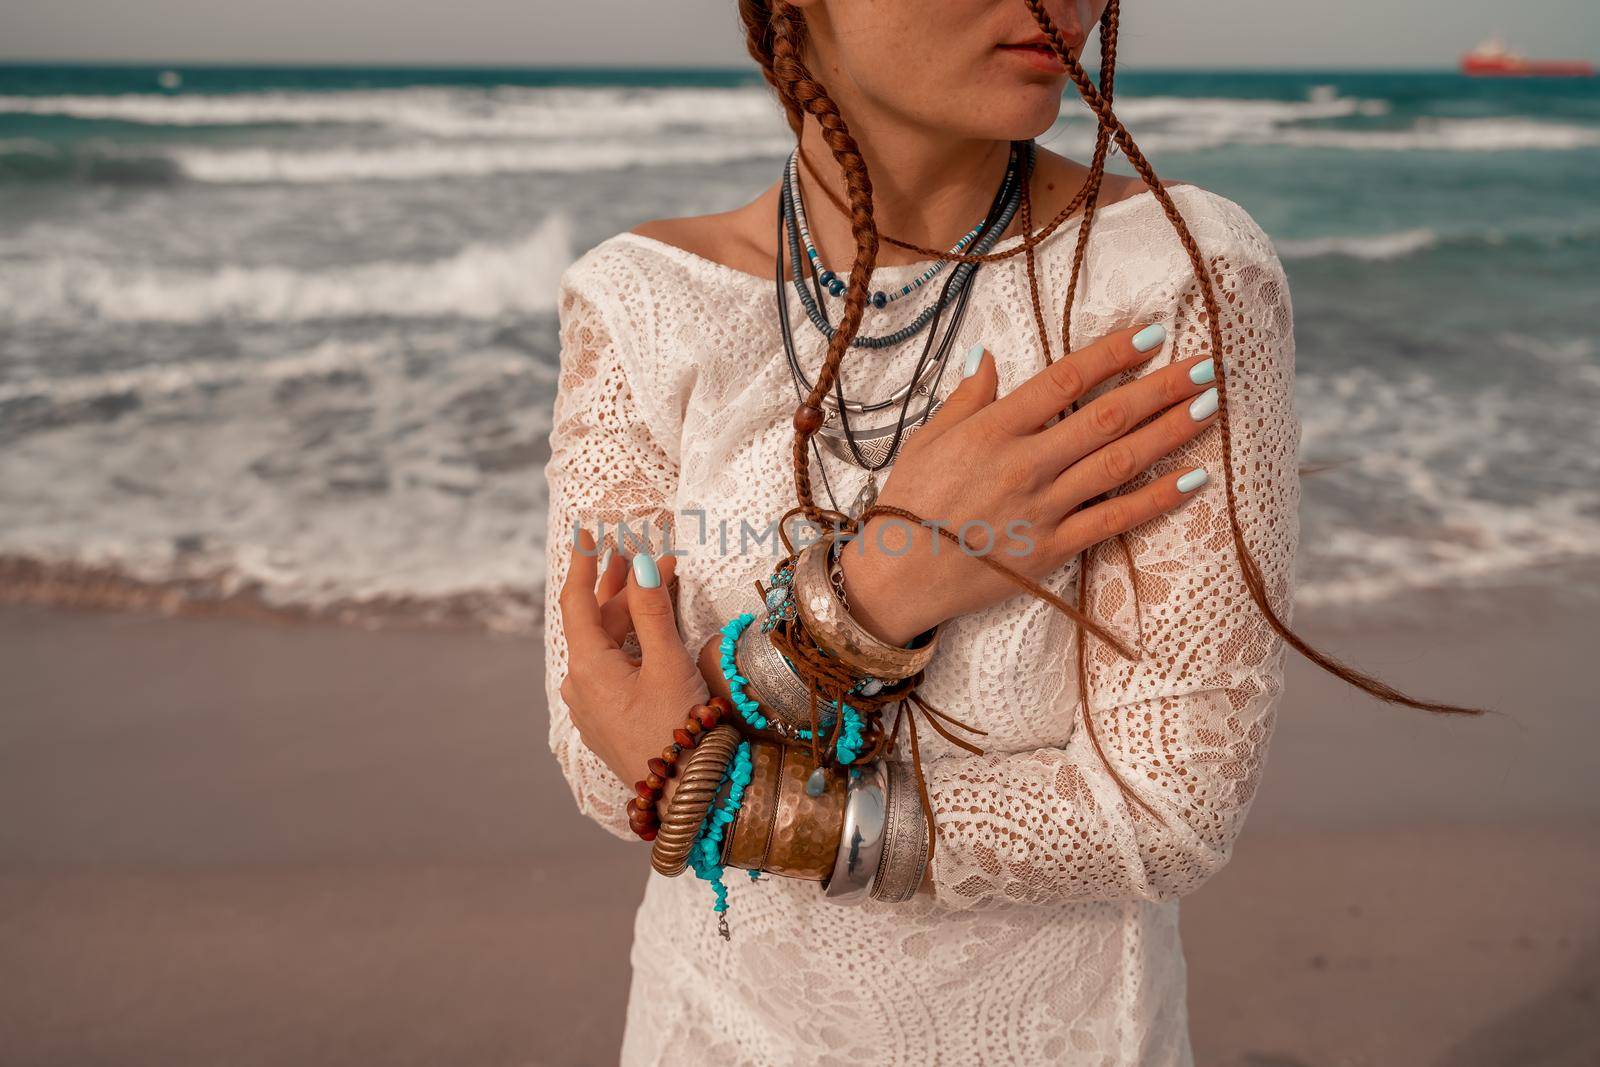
[792,535,939,681]
[650,724,742,877]
[722,738,847,882]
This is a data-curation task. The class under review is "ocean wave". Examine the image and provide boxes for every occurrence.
[0,137,184,184]
[0,86,780,139]
[1277,228,1439,261]
[0,329,561,635]
[1293,360,1600,611]
[169,134,794,183]
[0,214,572,323]
[0,552,542,633]
[1270,117,1600,153]
[1275,224,1600,264]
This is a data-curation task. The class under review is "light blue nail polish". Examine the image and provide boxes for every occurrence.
[1189,358,1214,385]
[633,552,660,589]
[1189,387,1218,421]
[962,342,985,379]
[1132,323,1166,353]
[1176,468,1208,493]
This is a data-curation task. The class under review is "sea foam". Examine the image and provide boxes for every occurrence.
[0,214,573,323]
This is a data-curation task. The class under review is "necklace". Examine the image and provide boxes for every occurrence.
[780,140,1026,351]
[787,151,986,308]
[775,141,1036,511]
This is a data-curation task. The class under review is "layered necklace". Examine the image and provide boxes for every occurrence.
[775,139,1034,518]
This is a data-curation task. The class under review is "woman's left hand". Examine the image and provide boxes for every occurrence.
[558,529,710,809]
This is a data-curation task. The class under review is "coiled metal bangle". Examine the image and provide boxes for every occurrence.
[651,725,741,878]
[823,760,888,904]
[870,759,930,904]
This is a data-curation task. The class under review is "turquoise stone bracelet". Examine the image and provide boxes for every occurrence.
[687,739,754,938]
[719,609,867,764]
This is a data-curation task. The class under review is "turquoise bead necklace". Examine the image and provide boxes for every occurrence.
[786,149,987,309]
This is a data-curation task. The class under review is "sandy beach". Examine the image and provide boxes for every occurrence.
[1,597,1597,1067]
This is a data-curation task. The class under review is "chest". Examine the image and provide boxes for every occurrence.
[663,298,1099,758]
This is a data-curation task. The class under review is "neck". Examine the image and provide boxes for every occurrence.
[794,119,1019,268]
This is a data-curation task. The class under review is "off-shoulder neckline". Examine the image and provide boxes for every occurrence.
[613,183,1203,286]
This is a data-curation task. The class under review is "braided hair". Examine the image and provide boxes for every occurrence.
[736,0,1486,807]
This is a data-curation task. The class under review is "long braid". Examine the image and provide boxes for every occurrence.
[766,1,881,525]
[734,0,1485,821]
[1021,0,1485,717]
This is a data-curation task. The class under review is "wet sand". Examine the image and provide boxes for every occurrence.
[1,599,1596,1066]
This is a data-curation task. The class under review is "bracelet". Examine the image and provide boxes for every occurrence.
[688,738,755,940]
[869,759,931,904]
[625,694,734,841]
[822,761,887,904]
[792,535,940,681]
[733,614,824,737]
[650,724,742,877]
[721,610,867,765]
[722,738,847,882]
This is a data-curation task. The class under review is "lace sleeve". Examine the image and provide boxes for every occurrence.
[543,264,681,842]
[924,227,1301,909]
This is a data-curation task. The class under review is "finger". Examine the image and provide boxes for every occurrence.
[1041,352,1216,471]
[911,342,998,450]
[625,551,689,664]
[558,527,611,655]
[1050,383,1219,514]
[1054,464,1210,556]
[983,322,1168,436]
[596,545,629,602]
[599,552,679,645]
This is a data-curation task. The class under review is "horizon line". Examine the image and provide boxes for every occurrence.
[0,58,1470,74]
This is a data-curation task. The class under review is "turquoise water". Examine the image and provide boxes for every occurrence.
[0,65,1596,628]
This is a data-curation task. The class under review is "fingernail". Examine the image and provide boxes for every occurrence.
[1177,467,1208,493]
[632,552,660,589]
[1189,386,1218,421]
[1189,358,1214,385]
[1132,323,1166,352]
[962,342,985,379]
[599,547,613,572]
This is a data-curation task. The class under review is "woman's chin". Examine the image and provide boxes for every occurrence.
[961,93,1064,142]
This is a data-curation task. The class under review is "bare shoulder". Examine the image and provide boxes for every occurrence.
[627,190,778,277]
[1024,146,1194,217]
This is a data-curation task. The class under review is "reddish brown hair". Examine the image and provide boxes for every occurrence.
[737,0,1487,787]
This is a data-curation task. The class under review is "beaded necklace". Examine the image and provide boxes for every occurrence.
[776,141,1035,509]
[786,150,986,309]
[779,139,1027,351]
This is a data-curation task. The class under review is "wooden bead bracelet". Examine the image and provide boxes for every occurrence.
[627,694,736,841]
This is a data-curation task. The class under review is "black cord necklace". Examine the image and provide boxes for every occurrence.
[774,140,1037,515]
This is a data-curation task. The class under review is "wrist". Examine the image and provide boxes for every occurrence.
[838,526,934,647]
[698,633,735,704]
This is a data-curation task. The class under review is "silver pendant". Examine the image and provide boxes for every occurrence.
[848,475,879,521]
[815,392,945,471]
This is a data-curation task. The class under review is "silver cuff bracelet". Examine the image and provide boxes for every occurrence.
[822,760,887,905]
[735,612,829,740]
[870,759,930,904]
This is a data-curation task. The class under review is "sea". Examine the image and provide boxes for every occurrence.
[1,65,1597,633]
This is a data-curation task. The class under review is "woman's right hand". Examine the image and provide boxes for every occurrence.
[837,323,1219,646]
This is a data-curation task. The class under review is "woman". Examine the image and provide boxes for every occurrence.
[544,1,1482,1063]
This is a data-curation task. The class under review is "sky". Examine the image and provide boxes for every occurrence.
[2,0,1597,69]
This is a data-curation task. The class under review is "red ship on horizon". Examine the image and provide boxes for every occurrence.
[1461,38,1594,77]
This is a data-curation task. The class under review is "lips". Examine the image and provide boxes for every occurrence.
[996,41,1070,73]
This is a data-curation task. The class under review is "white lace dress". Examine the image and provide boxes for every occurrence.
[543,184,1301,1066]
